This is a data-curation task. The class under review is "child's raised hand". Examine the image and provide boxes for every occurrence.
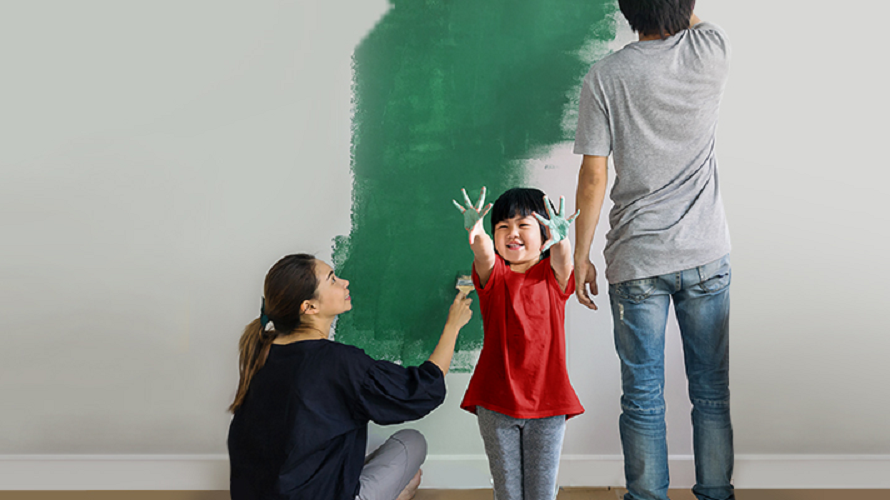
[534,195,580,253]
[453,187,492,243]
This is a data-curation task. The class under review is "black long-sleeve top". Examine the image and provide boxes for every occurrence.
[227,339,446,500]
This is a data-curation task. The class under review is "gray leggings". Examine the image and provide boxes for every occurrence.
[357,429,427,500]
[476,406,567,500]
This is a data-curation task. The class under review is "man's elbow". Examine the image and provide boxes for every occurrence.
[580,156,608,184]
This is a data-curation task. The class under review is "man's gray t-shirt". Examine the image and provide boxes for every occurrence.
[574,22,731,284]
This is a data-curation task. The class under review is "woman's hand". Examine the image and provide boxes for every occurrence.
[429,291,473,375]
[446,291,473,329]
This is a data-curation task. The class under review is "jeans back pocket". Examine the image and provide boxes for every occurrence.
[611,278,658,303]
[696,255,731,294]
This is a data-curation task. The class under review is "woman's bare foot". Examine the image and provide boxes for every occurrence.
[395,469,422,500]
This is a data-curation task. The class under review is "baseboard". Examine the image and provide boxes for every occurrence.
[1,454,888,490]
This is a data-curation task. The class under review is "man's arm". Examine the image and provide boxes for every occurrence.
[573,155,609,310]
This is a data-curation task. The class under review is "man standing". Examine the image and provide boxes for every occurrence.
[572,2,734,500]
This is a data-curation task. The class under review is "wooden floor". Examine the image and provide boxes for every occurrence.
[417,488,890,500]
[1,489,888,499]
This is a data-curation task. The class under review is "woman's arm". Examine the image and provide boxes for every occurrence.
[427,291,473,375]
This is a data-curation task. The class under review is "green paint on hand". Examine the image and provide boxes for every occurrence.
[334,0,618,370]
[454,187,492,231]
[536,195,580,253]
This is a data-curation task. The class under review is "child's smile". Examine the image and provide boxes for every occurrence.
[494,214,544,272]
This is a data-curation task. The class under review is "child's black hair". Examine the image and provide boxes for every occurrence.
[618,0,695,38]
[490,187,552,260]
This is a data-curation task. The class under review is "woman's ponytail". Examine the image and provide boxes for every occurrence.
[229,253,318,413]
[229,318,276,412]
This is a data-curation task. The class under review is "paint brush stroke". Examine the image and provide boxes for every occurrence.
[334,0,617,370]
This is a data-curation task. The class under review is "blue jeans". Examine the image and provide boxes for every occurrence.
[608,255,734,500]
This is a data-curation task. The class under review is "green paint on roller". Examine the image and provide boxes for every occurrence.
[334,0,618,370]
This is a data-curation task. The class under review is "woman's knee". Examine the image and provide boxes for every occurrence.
[391,429,427,463]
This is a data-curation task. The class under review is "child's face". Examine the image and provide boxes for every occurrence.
[493,214,544,269]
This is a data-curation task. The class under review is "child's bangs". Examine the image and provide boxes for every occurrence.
[491,188,549,228]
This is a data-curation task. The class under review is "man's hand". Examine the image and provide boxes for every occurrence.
[453,187,492,244]
[534,195,579,253]
[574,255,599,310]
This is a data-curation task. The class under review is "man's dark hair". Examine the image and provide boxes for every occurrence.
[618,0,695,38]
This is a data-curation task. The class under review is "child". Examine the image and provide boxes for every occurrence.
[452,187,584,500]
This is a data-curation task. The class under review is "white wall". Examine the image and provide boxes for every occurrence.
[1,0,888,489]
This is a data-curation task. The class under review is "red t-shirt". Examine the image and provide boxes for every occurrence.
[460,255,584,419]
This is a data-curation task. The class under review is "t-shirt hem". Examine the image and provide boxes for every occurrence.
[461,401,584,420]
[605,248,731,284]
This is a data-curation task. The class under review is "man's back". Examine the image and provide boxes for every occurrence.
[574,22,731,283]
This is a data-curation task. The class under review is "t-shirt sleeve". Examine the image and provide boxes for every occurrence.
[573,70,612,157]
[472,255,504,299]
[354,360,446,425]
[691,21,731,61]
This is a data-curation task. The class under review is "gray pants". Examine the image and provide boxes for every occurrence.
[357,429,427,500]
[476,406,566,500]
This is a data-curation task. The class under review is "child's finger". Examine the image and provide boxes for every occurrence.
[541,238,554,253]
[452,199,467,213]
[476,187,487,212]
[559,196,566,216]
[480,203,493,218]
[543,195,556,220]
[462,188,474,208]
[533,212,549,225]
[567,209,581,223]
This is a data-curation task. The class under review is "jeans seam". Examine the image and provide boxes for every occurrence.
[691,397,730,407]
[620,403,665,414]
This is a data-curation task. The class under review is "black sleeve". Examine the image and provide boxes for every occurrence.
[353,360,446,425]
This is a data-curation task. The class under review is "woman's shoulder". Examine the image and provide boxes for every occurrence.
[275,339,374,366]
[298,341,377,387]
[323,340,373,361]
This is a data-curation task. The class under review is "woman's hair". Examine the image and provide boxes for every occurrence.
[490,187,552,260]
[229,253,318,412]
[618,0,695,38]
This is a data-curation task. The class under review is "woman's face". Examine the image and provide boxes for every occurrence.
[310,260,352,316]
